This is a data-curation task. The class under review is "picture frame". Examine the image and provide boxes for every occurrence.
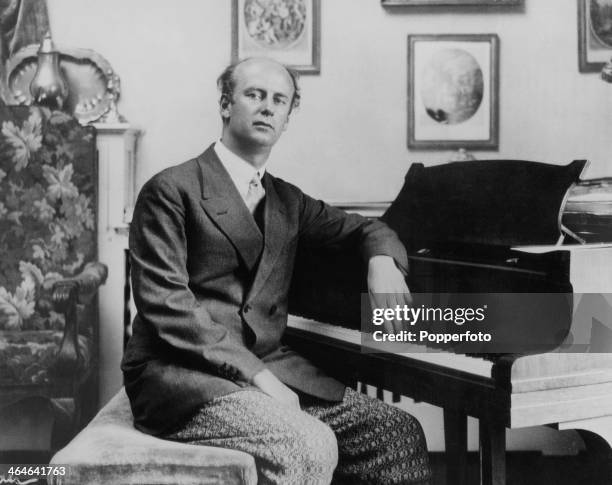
[578,0,612,73]
[231,0,320,74]
[382,0,522,6]
[407,34,499,150]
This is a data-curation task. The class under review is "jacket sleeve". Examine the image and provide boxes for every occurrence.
[129,175,265,383]
[296,190,409,272]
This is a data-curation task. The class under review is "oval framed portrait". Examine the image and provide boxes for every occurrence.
[408,34,499,150]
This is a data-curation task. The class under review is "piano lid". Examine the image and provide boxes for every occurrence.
[381,159,588,249]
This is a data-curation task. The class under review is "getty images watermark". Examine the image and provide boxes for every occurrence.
[360,293,612,354]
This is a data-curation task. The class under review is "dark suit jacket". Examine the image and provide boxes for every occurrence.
[122,145,408,435]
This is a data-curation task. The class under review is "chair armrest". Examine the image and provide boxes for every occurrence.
[53,262,109,308]
[51,262,108,376]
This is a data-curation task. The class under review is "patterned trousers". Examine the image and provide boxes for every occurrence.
[165,387,431,485]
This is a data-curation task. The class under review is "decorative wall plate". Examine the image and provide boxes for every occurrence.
[3,45,121,124]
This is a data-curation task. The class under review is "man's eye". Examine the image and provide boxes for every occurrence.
[275,98,287,105]
[247,92,262,100]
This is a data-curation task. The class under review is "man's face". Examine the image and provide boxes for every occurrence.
[221,59,294,150]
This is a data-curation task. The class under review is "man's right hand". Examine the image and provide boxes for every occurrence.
[252,369,300,409]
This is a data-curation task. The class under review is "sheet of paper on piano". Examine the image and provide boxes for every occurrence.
[510,242,612,254]
[511,243,612,293]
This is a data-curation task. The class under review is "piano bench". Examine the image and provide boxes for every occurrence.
[49,388,257,485]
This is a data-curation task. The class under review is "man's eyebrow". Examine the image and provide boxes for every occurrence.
[243,87,290,98]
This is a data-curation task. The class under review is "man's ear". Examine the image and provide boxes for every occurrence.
[220,95,232,120]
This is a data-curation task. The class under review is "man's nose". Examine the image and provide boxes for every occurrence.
[260,99,274,116]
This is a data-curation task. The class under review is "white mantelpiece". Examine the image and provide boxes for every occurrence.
[93,122,141,407]
[94,122,140,231]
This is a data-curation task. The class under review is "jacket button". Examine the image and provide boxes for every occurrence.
[269,305,278,315]
[244,304,251,314]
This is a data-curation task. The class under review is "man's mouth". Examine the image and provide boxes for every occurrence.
[253,121,273,130]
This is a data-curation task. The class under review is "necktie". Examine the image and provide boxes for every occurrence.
[245,173,265,215]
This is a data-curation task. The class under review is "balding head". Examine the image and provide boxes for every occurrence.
[217,57,301,122]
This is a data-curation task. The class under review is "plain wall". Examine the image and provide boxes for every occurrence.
[45,0,610,453]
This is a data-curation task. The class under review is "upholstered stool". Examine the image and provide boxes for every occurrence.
[49,388,257,484]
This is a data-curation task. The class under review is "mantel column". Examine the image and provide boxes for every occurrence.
[93,122,141,407]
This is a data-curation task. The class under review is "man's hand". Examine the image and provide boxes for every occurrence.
[367,255,413,333]
[252,369,300,409]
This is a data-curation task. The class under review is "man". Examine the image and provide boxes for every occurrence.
[122,57,431,484]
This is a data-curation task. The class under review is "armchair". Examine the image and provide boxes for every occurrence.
[0,102,106,459]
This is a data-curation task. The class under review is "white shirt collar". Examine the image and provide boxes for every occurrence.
[214,140,266,199]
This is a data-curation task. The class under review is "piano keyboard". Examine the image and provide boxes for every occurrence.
[287,315,494,378]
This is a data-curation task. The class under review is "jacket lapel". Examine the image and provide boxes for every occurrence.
[246,173,289,302]
[198,146,264,270]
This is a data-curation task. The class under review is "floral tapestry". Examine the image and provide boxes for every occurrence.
[0,105,96,333]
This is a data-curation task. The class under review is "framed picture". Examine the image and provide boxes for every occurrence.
[382,0,522,5]
[407,34,499,150]
[231,0,320,74]
[578,0,612,73]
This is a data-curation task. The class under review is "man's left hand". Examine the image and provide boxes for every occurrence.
[367,255,413,334]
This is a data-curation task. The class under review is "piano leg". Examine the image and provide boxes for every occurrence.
[559,416,612,484]
[444,409,468,485]
[479,418,506,485]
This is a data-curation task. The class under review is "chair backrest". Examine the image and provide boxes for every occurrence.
[0,103,97,334]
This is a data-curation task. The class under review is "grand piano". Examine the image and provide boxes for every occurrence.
[284,159,612,485]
